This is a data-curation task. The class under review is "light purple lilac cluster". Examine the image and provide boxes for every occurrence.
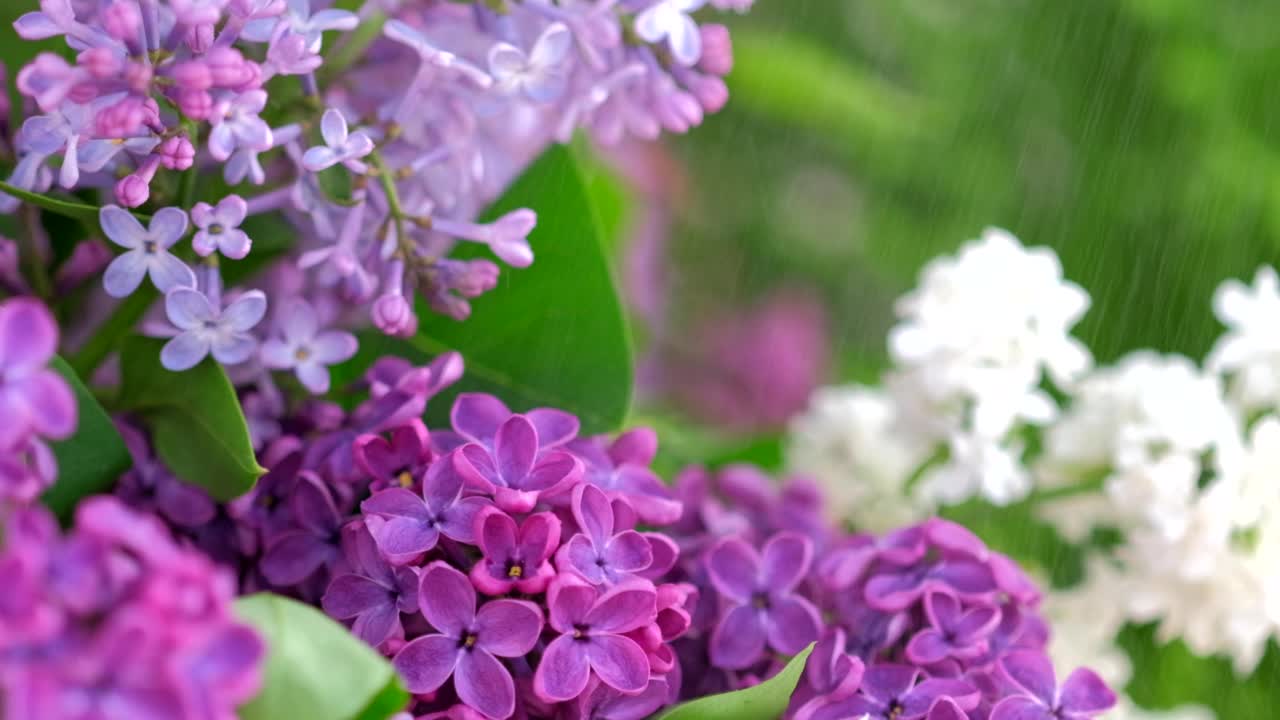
[662,465,1118,720]
[4,0,748,387]
[0,495,264,720]
[0,296,77,504]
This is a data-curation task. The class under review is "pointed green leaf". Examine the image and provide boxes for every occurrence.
[657,644,814,720]
[333,145,634,434]
[117,336,265,500]
[235,594,408,720]
[41,356,132,521]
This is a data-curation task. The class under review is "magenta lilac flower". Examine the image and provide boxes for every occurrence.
[0,297,76,503]
[0,497,264,719]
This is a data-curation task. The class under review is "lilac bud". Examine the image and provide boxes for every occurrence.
[78,47,123,80]
[698,24,734,76]
[172,60,214,91]
[0,237,29,293]
[688,74,729,114]
[123,61,153,93]
[186,22,216,53]
[102,1,143,42]
[115,157,160,208]
[438,258,500,298]
[55,239,113,293]
[372,294,417,337]
[177,89,214,120]
[205,47,253,87]
[159,135,196,170]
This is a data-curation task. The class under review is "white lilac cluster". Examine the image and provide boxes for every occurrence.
[787,229,1280,715]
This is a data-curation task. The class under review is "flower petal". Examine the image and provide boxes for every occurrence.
[455,649,516,720]
[585,634,650,694]
[765,595,822,655]
[160,332,211,371]
[311,330,357,364]
[320,108,349,148]
[1058,667,1117,714]
[559,534,606,585]
[0,298,56,371]
[103,251,148,298]
[494,415,538,484]
[322,574,390,619]
[989,697,1053,720]
[760,532,813,593]
[573,482,614,547]
[223,290,268,332]
[147,252,196,293]
[212,333,258,365]
[362,487,429,520]
[418,562,476,637]
[999,651,1057,706]
[705,537,759,603]
[372,516,439,562]
[586,582,656,634]
[150,207,190,247]
[100,205,145,249]
[477,507,518,560]
[603,531,653,575]
[260,530,330,586]
[393,634,459,694]
[165,287,216,330]
[451,393,511,443]
[533,634,590,703]
[351,600,400,648]
[710,604,766,669]
[475,599,543,657]
[547,578,596,632]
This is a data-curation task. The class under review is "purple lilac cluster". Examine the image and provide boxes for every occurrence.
[0,297,77,504]
[0,495,264,719]
[4,0,749,387]
[663,465,1118,720]
[115,350,691,719]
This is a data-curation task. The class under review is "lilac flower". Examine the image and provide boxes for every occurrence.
[242,0,358,53]
[100,206,196,298]
[359,451,489,564]
[19,100,151,189]
[353,420,433,492]
[432,209,537,269]
[863,548,997,613]
[393,562,543,720]
[806,665,979,720]
[302,109,374,173]
[990,651,1117,720]
[705,531,822,668]
[572,677,671,720]
[0,298,75,450]
[455,415,584,513]
[208,90,273,162]
[260,472,345,586]
[533,577,656,702]
[443,392,580,452]
[161,287,268,371]
[566,428,683,525]
[115,422,217,529]
[192,195,252,259]
[471,507,561,596]
[322,524,420,647]
[905,591,1001,665]
[382,19,493,88]
[791,629,865,720]
[557,484,653,585]
[488,23,573,102]
[928,698,970,720]
[260,299,358,394]
[635,0,707,66]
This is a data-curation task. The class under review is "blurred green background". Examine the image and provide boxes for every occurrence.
[629,0,1280,715]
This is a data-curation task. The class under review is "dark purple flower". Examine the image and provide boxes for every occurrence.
[115,422,217,529]
[393,562,542,720]
[455,415,583,513]
[439,392,579,453]
[0,297,76,449]
[705,531,822,668]
[353,419,433,492]
[322,524,420,647]
[572,676,671,720]
[863,521,997,612]
[260,472,344,586]
[990,651,1116,720]
[791,628,865,720]
[360,451,489,564]
[805,665,979,720]
[905,590,1001,665]
[471,507,561,596]
[928,698,970,720]
[557,484,653,586]
[565,428,682,525]
[534,577,656,702]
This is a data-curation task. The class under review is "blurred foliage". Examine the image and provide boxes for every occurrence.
[656,0,1280,714]
[670,0,1280,378]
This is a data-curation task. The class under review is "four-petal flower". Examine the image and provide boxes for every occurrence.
[100,205,195,298]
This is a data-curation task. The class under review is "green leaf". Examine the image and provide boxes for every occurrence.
[235,594,408,720]
[41,356,132,521]
[333,145,634,435]
[117,336,265,501]
[657,644,814,720]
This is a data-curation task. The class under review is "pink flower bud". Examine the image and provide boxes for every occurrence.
[372,294,418,337]
[159,135,196,170]
[123,61,152,93]
[102,1,143,42]
[171,60,213,91]
[688,74,729,114]
[698,24,734,76]
[78,47,123,80]
[185,23,215,54]
[204,47,251,87]
[115,174,151,208]
[177,89,213,120]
